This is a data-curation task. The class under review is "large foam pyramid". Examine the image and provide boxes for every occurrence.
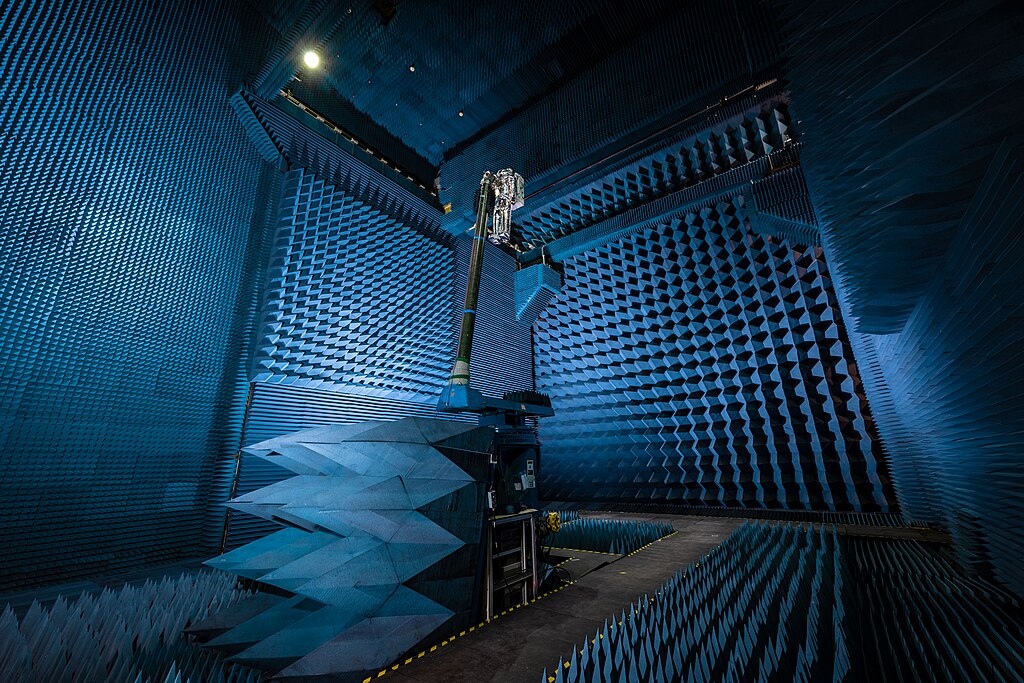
[193,418,493,681]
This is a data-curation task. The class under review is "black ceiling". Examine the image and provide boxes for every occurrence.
[262,0,680,182]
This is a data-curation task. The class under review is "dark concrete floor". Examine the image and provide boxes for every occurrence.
[371,513,950,683]
[375,516,744,683]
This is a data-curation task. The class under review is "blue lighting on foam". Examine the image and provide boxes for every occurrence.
[3,0,1020,610]
[220,166,535,547]
[784,0,1024,594]
[0,0,279,592]
[535,197,895,512]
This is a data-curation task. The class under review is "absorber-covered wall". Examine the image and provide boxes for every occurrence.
[0,1,279,592]
[252,167,533,403]
[221,167,534,547]
[440,0,784,230]
[782,0,1024,593]
[254,168,457,402]
[535,198,895,511]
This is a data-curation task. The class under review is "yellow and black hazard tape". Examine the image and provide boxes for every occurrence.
[623,529,678,558]
[547,546,618,556]
[546,616,637,682]
[545,583,676,682]
[545,599,656,683]
[549,529,678,559]
[365,531,677,683]
[544,530,679,682]
[364,558,582,682]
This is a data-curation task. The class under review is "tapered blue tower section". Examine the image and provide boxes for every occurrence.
[196,418,492,681]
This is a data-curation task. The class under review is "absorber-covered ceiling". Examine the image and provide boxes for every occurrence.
[247,0,792,249]
[272,0,679,170]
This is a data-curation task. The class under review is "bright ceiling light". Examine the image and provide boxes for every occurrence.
[303,51,320,68]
